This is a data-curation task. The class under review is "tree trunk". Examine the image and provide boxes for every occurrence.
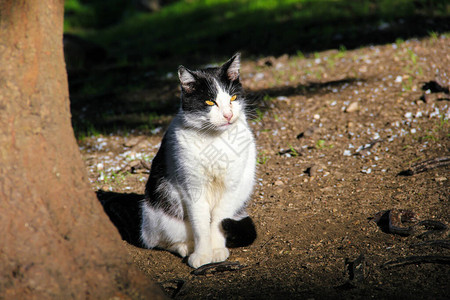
[0,1,165,298]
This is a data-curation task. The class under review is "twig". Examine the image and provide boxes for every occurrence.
[398,156,450,176]
[371,209,447,237]
[345,253,366,282]
[387,209,417,236]
[410,240,450,249]
[382,255,450,269]
[191,261,245,275]
[260,236,275,249]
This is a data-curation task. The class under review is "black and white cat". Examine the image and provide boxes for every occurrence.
[141,53,257,268]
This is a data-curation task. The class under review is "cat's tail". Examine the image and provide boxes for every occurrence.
[222,216,257,248]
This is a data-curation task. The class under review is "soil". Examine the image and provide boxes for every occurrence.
[79,36,449,299]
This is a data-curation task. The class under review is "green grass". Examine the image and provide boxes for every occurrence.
[288,144,300,157]
[65,0,450,137]
[65,0,450,69]
[315,139,334,150]
[253,108,265,123]
[257,151,269,165]
[420,114,449,142]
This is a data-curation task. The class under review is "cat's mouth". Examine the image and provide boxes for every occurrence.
[219,121,234,128]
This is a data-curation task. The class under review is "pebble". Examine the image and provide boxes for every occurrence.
[297,127,316,139]
[254,73,264,81]
[404,112,413,119]
[345,102,359,113]
[274,180,284,186]
[435,176,447,182]
[124,137,141,147]
[361,168,372,174]
[307,165,318,177]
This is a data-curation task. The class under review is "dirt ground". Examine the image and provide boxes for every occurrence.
[79,36,449,299]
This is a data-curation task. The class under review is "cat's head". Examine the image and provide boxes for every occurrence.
[177,53,245,132]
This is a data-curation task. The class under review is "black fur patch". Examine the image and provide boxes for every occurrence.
[222,216,257,248]
[144,134,183,219]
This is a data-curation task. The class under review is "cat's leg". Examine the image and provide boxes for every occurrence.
[210,217,229,263]
[167,241,193,258]
[158,215,193,257]
[209,157,256,262]
[140,202,161,248]
[209,193,237,262]
[186,199,214,268]
[142,200,194,258]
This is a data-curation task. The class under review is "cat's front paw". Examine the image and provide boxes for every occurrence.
[212,248,229,263]
[188,252,212,268]
[169,242,192,258]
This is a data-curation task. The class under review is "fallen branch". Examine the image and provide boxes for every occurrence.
[371,209,448,237]
[410,240,450,249]
[382,255,450,269]
[191,261,245,276]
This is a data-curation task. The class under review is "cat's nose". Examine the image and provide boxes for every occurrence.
[223,111,233,122]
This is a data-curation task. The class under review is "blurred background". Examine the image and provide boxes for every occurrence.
[64,0,449,138]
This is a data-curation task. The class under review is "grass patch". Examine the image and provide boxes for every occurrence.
[65,0,450,137]
[65,0,450,69]
[315,139,334,150]
[257,151,270,164]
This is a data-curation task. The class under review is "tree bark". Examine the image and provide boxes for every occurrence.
[0,1,165,298]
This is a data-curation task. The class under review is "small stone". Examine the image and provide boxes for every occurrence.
[254,73,264,81]
[101,185,111,191]
[435,176,447,182]
[129,160,140,168]
[297,127,316,139]
[274,180,284,186]
[124,137,141,148]
[345,102,359,113]
[306,165,318,177]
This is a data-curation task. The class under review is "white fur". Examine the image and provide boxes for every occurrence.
[141,82,255,268]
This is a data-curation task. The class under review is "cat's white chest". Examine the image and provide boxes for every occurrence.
[187,123,253,210]
[175,119,254,187]
[190,122,252,174]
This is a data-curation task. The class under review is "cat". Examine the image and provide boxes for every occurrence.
[140,53,257,268]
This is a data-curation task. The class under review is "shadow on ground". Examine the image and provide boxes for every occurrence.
[97,190,146,248]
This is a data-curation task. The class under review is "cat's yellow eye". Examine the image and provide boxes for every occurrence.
[205,100,215,106]
[230,95,237,102]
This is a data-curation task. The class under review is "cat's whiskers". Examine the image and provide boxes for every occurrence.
[197,122,219,136]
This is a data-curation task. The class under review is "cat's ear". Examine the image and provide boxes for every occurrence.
[222,52,241,81]
[178,66,196,93]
